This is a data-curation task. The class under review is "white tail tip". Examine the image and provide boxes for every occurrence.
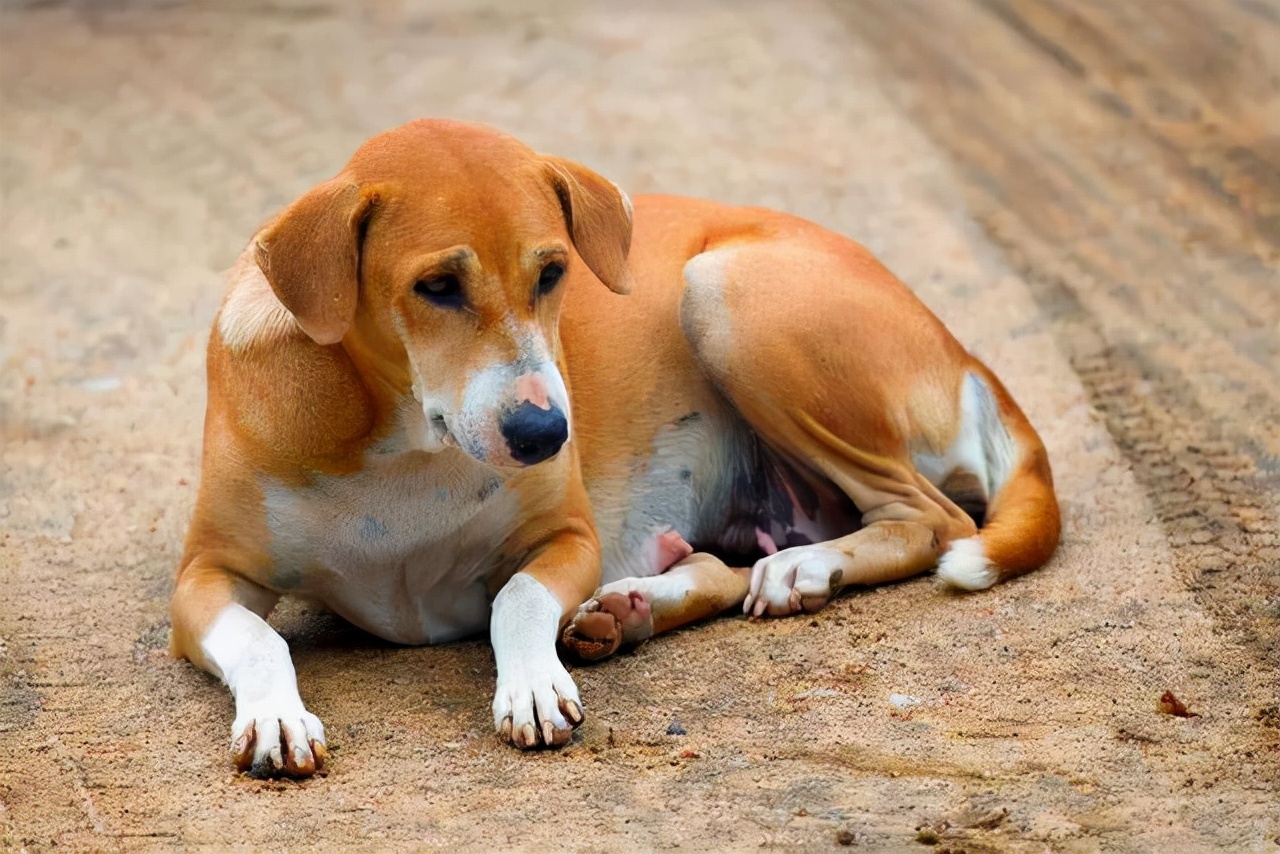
[937,536,997,591]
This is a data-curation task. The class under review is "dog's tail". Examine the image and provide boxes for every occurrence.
[935,368,1061,591]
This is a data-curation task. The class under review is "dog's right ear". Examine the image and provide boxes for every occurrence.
[254,178,380,346]
[543,156,633,295]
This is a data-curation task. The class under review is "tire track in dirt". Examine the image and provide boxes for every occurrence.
[846,0,1280,694]
[994,248,1280,676]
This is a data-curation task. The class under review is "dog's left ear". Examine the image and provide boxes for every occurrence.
[254,178,381,346]
[544,157,633,295]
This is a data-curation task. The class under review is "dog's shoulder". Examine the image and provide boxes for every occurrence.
[206,247,375,466]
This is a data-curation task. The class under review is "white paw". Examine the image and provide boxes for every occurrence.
[490,573,586,748]
[200,605,326,778]
[744,545,852,617]
[231,701,326,778]
[492,657,583,748]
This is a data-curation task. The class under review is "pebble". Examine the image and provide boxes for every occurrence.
[889,693,922,709]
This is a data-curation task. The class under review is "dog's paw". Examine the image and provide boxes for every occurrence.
[492,658,583,749]
[744,545,851,617]
[561,590,654,661]
[231,706,327,778]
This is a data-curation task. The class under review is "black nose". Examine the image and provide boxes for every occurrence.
[500,401,568,465]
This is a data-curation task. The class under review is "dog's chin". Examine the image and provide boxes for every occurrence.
[419,408,531,473]
[430,419,509,471]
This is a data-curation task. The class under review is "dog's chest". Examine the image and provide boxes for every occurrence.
[260,449,521,645]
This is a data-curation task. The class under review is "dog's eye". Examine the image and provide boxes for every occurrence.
[537,262,565,297]
[414,274,464,309]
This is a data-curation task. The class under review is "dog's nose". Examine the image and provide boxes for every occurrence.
[500,401,568,465]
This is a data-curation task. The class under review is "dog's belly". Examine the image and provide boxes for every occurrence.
[589,402,860,584]
[259,449,521,645]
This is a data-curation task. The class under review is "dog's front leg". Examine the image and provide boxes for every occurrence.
[170,564,326,777]
[490,529,598,749]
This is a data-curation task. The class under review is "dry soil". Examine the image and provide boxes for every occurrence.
[2,1,1277,851]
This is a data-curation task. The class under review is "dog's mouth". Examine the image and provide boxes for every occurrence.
[409,368,461,454]
[426,409,455,450]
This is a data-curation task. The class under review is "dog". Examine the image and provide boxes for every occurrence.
[170,119,1060,777]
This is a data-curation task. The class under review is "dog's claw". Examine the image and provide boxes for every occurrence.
[564,699,583,725]
[230,711,326,779]
[232,721,256,772]
[285,744,314,777]
[493,667,583,750]
[310,740,328,770]
[561,609,623,660]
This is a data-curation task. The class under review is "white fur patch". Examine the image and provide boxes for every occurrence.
[201,604,325,770]
[595,567,696,611]
[913,371,1016,503]
[259,439,518,645]
[680,249,737,371]
[936,535,997,591]
[217,250,298,351]
[490,573,582,742]
[744,543,853,616]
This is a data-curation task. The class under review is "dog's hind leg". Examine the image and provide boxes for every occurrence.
[678,236,987,616]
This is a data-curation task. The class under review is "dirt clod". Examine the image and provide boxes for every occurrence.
[1158,691,1201,718]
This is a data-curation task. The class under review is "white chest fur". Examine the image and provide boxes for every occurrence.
[259,446,521,645]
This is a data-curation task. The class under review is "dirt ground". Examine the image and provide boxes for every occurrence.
[2,1,1277,851]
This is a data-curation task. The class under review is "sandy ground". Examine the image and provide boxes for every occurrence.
[1,1,1277,851]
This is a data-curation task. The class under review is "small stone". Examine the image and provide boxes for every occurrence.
[835,828,857,845]
[889,693,922,710]
[666,720,686,735]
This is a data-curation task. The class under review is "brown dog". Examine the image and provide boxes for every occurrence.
[170,119,1059,777]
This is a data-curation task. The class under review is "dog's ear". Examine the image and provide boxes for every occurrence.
[544,157,633,295]
[254,178,380,345]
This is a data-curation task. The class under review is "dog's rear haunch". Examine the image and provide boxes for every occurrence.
[170,118,1059,777]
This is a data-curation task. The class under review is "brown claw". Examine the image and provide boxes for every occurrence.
[232,721,256,772]
[562,589,657,661]
[284,743,315,778]
[563,699,584,725]
[310,740,328,771]
[546,722,573,747]
[231,721,324,779]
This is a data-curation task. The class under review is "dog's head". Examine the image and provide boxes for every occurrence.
[253,119,632,469]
